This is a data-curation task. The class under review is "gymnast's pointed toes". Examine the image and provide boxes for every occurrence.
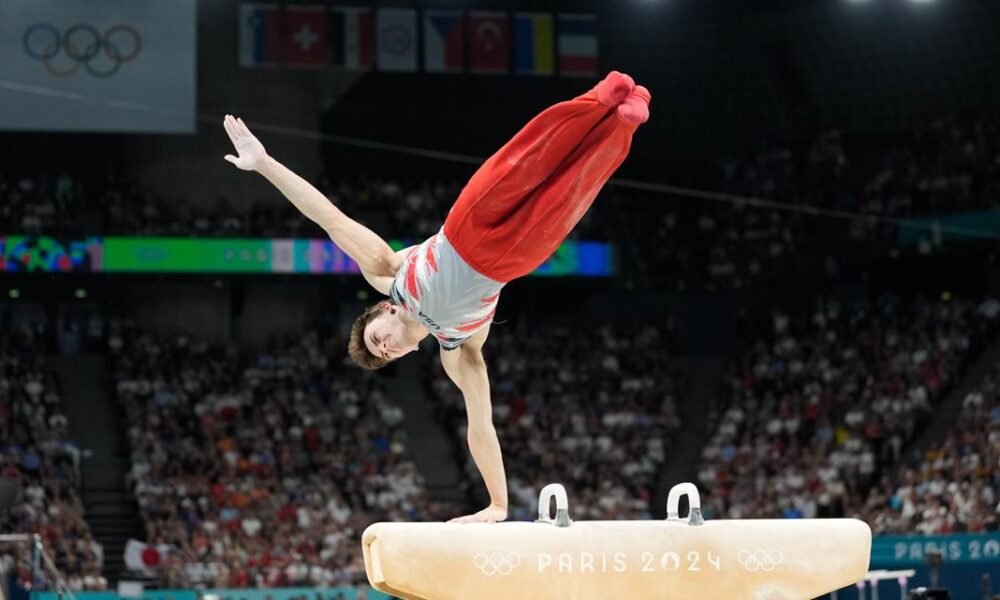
[596,70,636,107]
[617,85,651,124]
[631,85,651,104]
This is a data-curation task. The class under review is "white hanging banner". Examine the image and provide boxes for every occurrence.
[0,0,197,133]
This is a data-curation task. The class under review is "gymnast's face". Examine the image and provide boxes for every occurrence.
[364,303,419,361]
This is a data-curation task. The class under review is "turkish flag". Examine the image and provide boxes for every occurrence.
[468,11,509,74]
[284,5,328,67]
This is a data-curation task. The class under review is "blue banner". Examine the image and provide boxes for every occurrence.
[896,209,1000,246]
[30,535,1000,600]
[139,592,196,600]
[200,588,391,600]
[32,590,391,600]
[871,533,1000,567]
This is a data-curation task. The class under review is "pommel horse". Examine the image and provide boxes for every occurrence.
[362,482,872,599]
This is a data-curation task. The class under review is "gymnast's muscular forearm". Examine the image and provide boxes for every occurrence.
[467,420,508,510]
[255,156,397,277]
[443,346,508,511]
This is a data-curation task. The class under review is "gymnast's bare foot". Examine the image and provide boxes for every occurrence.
[449,504,508,524]
[596,70,636,107]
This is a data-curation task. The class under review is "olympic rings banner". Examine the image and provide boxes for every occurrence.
[0,236,613,277]
[0,0,195,132]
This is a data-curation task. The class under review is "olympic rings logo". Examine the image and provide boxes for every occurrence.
[22,23,142,78]
[737,549,783,573]
[472,552,521,576]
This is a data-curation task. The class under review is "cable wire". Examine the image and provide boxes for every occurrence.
[3,78,998,241]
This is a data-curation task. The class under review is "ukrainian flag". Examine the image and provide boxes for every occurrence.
[513,13,554,75]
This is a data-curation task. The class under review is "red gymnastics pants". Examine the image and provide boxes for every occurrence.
[443,72,648,283]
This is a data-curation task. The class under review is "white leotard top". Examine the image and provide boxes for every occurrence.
[389,230,504,350]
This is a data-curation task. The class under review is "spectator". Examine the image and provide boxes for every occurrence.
[109,320,449,587]
[698,296,995,524]
[0,332,104,590]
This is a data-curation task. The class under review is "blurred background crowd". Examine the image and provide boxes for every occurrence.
[3,1,1000,598]
[3,107,1000,591]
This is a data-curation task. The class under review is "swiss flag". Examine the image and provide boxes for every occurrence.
[284,5,327,67]
[468,11,509,74]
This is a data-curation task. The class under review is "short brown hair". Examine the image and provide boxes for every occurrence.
[348,302,391,370]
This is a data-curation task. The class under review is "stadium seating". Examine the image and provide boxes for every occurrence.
[0,330,105,590]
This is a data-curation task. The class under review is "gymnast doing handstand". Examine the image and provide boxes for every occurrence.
[222,71,650,523]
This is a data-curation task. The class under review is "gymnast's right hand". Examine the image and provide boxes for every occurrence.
[223,114,267,171]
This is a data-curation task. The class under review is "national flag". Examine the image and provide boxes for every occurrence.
[468,11,509,74]
[330,6,373,70]
[124,539,172,575]
[239,3,282,67]
[376,8,417,72]
[557,14,598,77]
[284,5,327,67]
[513,13,554,76]
[424,10,465,73]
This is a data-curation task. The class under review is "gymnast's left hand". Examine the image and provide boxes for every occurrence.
[449,504,508,524]
[222,114,267,171]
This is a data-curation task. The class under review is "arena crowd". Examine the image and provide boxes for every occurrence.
[698,295,998,531]
[108,319,449,587]
[0,329,105,590]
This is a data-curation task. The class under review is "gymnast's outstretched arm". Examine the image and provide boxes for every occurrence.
[439,325,508,524]
[222,115,401,281]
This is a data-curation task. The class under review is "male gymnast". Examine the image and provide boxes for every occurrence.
[222,71,650,523]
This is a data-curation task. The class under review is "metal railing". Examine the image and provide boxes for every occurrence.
[0,533,77,600]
